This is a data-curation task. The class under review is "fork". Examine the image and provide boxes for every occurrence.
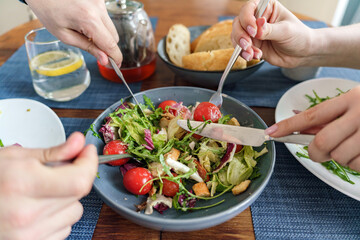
[209,0,269,108]
[209,45,242,108]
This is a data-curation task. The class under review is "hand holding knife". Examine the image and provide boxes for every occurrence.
[177,120,314,146]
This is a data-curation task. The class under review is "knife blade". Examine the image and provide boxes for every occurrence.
[46,153,134,167]
[98,153,133,164]
[177,120,314,146]
[108,57,147,118]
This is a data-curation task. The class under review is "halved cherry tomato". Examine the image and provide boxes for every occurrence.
[193,102,222,123]
[162,173,180,197]
[123,167,153,195]
[185,131,203,140]
[158,100,177,115]
[103,140,130,166]
[235,144,243,153]
[192,133,203,140]
[193,159,209,182]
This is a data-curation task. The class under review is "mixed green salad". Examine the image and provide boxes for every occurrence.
[296,89,360,184]
[95,96,267,214]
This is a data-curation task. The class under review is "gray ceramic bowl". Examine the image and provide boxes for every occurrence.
[157,26,264,88]
[85,87,275,232]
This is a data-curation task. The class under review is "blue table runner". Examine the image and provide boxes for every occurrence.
[60,117,103,240]
[252,143,360,239]
[0,18,158,109]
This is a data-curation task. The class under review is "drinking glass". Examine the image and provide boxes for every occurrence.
[281,66,321,81]
[25,27,90,101]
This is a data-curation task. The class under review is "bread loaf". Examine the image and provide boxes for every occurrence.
[182,48,247,71]
[166,24,190,67]
[191,20,233,53]
[247,59,261,67]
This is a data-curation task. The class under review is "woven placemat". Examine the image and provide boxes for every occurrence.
[251,143,360,239]
[60,117,103,240]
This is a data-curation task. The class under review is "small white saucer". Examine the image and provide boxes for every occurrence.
[0,98,66,148]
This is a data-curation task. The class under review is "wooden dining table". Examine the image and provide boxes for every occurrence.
[0,0,316,239]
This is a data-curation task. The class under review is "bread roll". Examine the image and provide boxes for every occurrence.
[191,20,233,53]
[166,24,190,67]
[247,59,261,67]
[182,48,247,71]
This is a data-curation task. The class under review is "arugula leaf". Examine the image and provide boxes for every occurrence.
[322,160,354,184]
[0,139,4,147]
[218,114,232,124]
[296,146,358,185]
[143,95,156,111]
[84,124,102,139]
[249,167,261,180]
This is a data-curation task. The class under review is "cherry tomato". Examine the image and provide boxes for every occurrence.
[103,140,131,166]
[193,102,222,123]
[193,160,209,182]
[158,100,177,115]
[192,133,203,140]
[185,131,202,140]
[158,100,191,119]
[162,173,180,197]
[123,167,153,195]
[235,144,243,153]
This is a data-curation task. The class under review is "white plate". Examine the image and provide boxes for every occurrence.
[275,78,360,201]
[0,98,66,148]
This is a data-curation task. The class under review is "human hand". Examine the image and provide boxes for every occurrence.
[231,0,315,68]
[0,132,98,239]
[26,0,122,67]
[265,86,360,172]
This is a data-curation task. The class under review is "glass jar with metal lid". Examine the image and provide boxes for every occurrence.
[98,0,156,82]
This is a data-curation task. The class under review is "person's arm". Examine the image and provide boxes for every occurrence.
[308,24,360,69]
[25,0,122,67]
[231,0,360,69]
[0,132,98,239]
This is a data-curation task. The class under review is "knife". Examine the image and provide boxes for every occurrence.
[45,153,134,166]
[108,57,147,118]
[177,120,314,146]
[98,153,133,164]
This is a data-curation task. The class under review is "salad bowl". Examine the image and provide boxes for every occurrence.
[85,86,275,231]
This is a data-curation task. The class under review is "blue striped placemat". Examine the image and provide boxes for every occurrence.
[251,143,360,239]
[60,117,103,240]
[0,18,158,109]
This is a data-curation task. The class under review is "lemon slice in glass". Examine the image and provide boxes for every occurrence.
[30,50,83,77]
